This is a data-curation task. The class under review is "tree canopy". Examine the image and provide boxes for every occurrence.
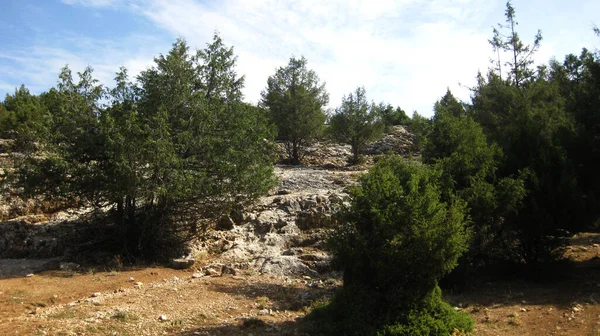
[329,86,383,164]
[261,56,329,165]
[3,5,600,333]
[13,35,275,259]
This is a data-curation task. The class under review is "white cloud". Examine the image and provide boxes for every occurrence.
[122,0,497,116]
[0,34,167,95]
[6,0,599,116]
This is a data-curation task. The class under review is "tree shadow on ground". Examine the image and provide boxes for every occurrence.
[0,208,192,279]
[0,212,113,279]
[210,277,338,311]
[178,319,315,336]
[443,256,600,311]
[178,277,338,336]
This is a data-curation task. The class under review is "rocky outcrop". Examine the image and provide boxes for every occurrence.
[0,209,93,259]
[363,125,414,155]
[0,218,66,259]
[0,126,414,276]
[196,126,414,276]
[189,165,358,276]
[274,141,353,168]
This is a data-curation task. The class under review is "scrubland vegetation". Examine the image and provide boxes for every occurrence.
[2,1,600,335]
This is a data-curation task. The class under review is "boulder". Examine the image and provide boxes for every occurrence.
[171,258,195,269]
[254,256,318,277]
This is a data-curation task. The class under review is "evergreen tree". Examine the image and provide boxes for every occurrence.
[0,103,8,135]
[317,157,473,335]
[1,85,50,147]
[425,90,526,267]
[196,32,245,102]
[406,111,432,152]
[489,1,542,88]
[551,49,600,229]
[329,87,383,164]
[17,36,275,259]
[261,56,328,165]
[471,68,580,265]
[376,102,409,131]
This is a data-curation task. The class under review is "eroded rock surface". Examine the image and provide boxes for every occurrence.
[0,126,414,277]
[192,165,361,276]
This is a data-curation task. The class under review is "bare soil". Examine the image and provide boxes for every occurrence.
[0,263,336,336]
[3,128,598,335]
[2,234,600,335]
[449,232,600,336]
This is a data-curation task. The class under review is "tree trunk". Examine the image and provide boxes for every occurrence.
[116,199,124,225]
[124,195,141,254]
[511,20,520,88]
[351,143,360,165]
[291,141,301,165]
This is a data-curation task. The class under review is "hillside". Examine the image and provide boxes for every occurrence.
[2,127,600,335]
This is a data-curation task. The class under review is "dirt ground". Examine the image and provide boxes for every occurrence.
[2,234,600,335]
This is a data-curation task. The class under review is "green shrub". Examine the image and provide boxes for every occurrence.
[378,286,473,336]
[331,157,470,304]
[310,156,473,335]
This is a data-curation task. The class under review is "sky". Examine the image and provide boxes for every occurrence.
[1,0,598,117]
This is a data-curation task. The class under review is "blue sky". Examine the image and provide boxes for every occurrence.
[1,0,598,117]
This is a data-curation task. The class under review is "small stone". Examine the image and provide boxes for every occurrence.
[172,276,180,282]
[521,300,527,304]
[25,273,34,277]
[302,276,311,280]
[520,308,527,312]
[91,292,101,298]
[159,314,168,321]
[205,268,220,277]
[258,309,270,315]
[221,265,237,275]
[171,258,194,269]
[128,277,135,282]
[192,273,204,279]
[134,282,144,289]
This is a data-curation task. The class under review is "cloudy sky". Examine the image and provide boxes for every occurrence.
[1,0,598,116]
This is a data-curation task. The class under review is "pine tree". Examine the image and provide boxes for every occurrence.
[489,1,542,88]
[261,56,328,165]
[17,36,275,259]
[329,87,383,164]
